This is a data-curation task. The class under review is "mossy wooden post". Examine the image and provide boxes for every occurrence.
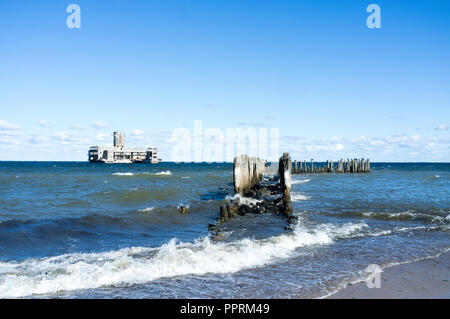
[220,205,228,222]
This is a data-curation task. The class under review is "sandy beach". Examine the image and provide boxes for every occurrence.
[327,250,450,299]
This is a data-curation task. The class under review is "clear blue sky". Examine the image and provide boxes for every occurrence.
[0,0,449,161]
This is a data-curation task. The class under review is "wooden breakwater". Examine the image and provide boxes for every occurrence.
[233,155,267,194]
[292,158,370,174]
[210,153,295,236]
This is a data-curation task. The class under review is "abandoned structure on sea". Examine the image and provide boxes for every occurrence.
[88,132,160,164]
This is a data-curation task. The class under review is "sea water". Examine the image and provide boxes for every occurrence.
[0,162,448,298]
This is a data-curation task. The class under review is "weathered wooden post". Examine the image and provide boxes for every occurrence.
[233,155,266,194]
[279,153,292,196]
[278,152,292,216]
[311,159,314,173]
[293,160,297,174]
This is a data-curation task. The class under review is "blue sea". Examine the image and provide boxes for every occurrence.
[0,162,449,298]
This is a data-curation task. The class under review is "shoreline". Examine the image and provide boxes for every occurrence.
[325,249,450,299]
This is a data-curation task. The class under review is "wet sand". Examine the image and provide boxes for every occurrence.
[327,250,450,299]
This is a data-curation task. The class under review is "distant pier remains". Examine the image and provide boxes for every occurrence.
[291,158,370,174]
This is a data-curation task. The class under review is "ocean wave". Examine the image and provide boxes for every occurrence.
[154,171,172,176]
[291,193,311,201]
[112,172,134,176]
[0,219,366,298]
[360,211,449,223]
[291,178,311,185]
[112,171,172,177]
[137,207,154,213]
[364,224,450,238]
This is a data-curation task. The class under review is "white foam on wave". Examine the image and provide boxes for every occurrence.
[0,219,367,298]
[112,172,134,176]
[138,207,154,213]
[291,178,311,185]
[112,171,172,177]
[366,223,450,238]
[154,171,172,176]
[225,194,263,206]
[291,193,311,201]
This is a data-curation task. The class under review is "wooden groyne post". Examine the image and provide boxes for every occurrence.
[211,152,296,233]
[233,155,267,195]
[278,152,292,198]
[278,152,293,216]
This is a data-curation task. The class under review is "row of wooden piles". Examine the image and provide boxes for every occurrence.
[292,158,370,174]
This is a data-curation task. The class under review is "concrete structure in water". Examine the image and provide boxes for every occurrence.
[88,132,160,164]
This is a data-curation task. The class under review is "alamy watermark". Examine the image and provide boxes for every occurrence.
[169,120,280,163]
[65,4,380,30]
[66,4,81,29]
[366,4,381,29]
[366,264,382,288]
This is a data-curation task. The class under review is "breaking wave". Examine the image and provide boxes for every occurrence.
[0,219,366,298]
[137,207,154,213]
[112,172,134,176]
[291,178,311,185]
[291,193,311,201]
[154,171,172,176]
